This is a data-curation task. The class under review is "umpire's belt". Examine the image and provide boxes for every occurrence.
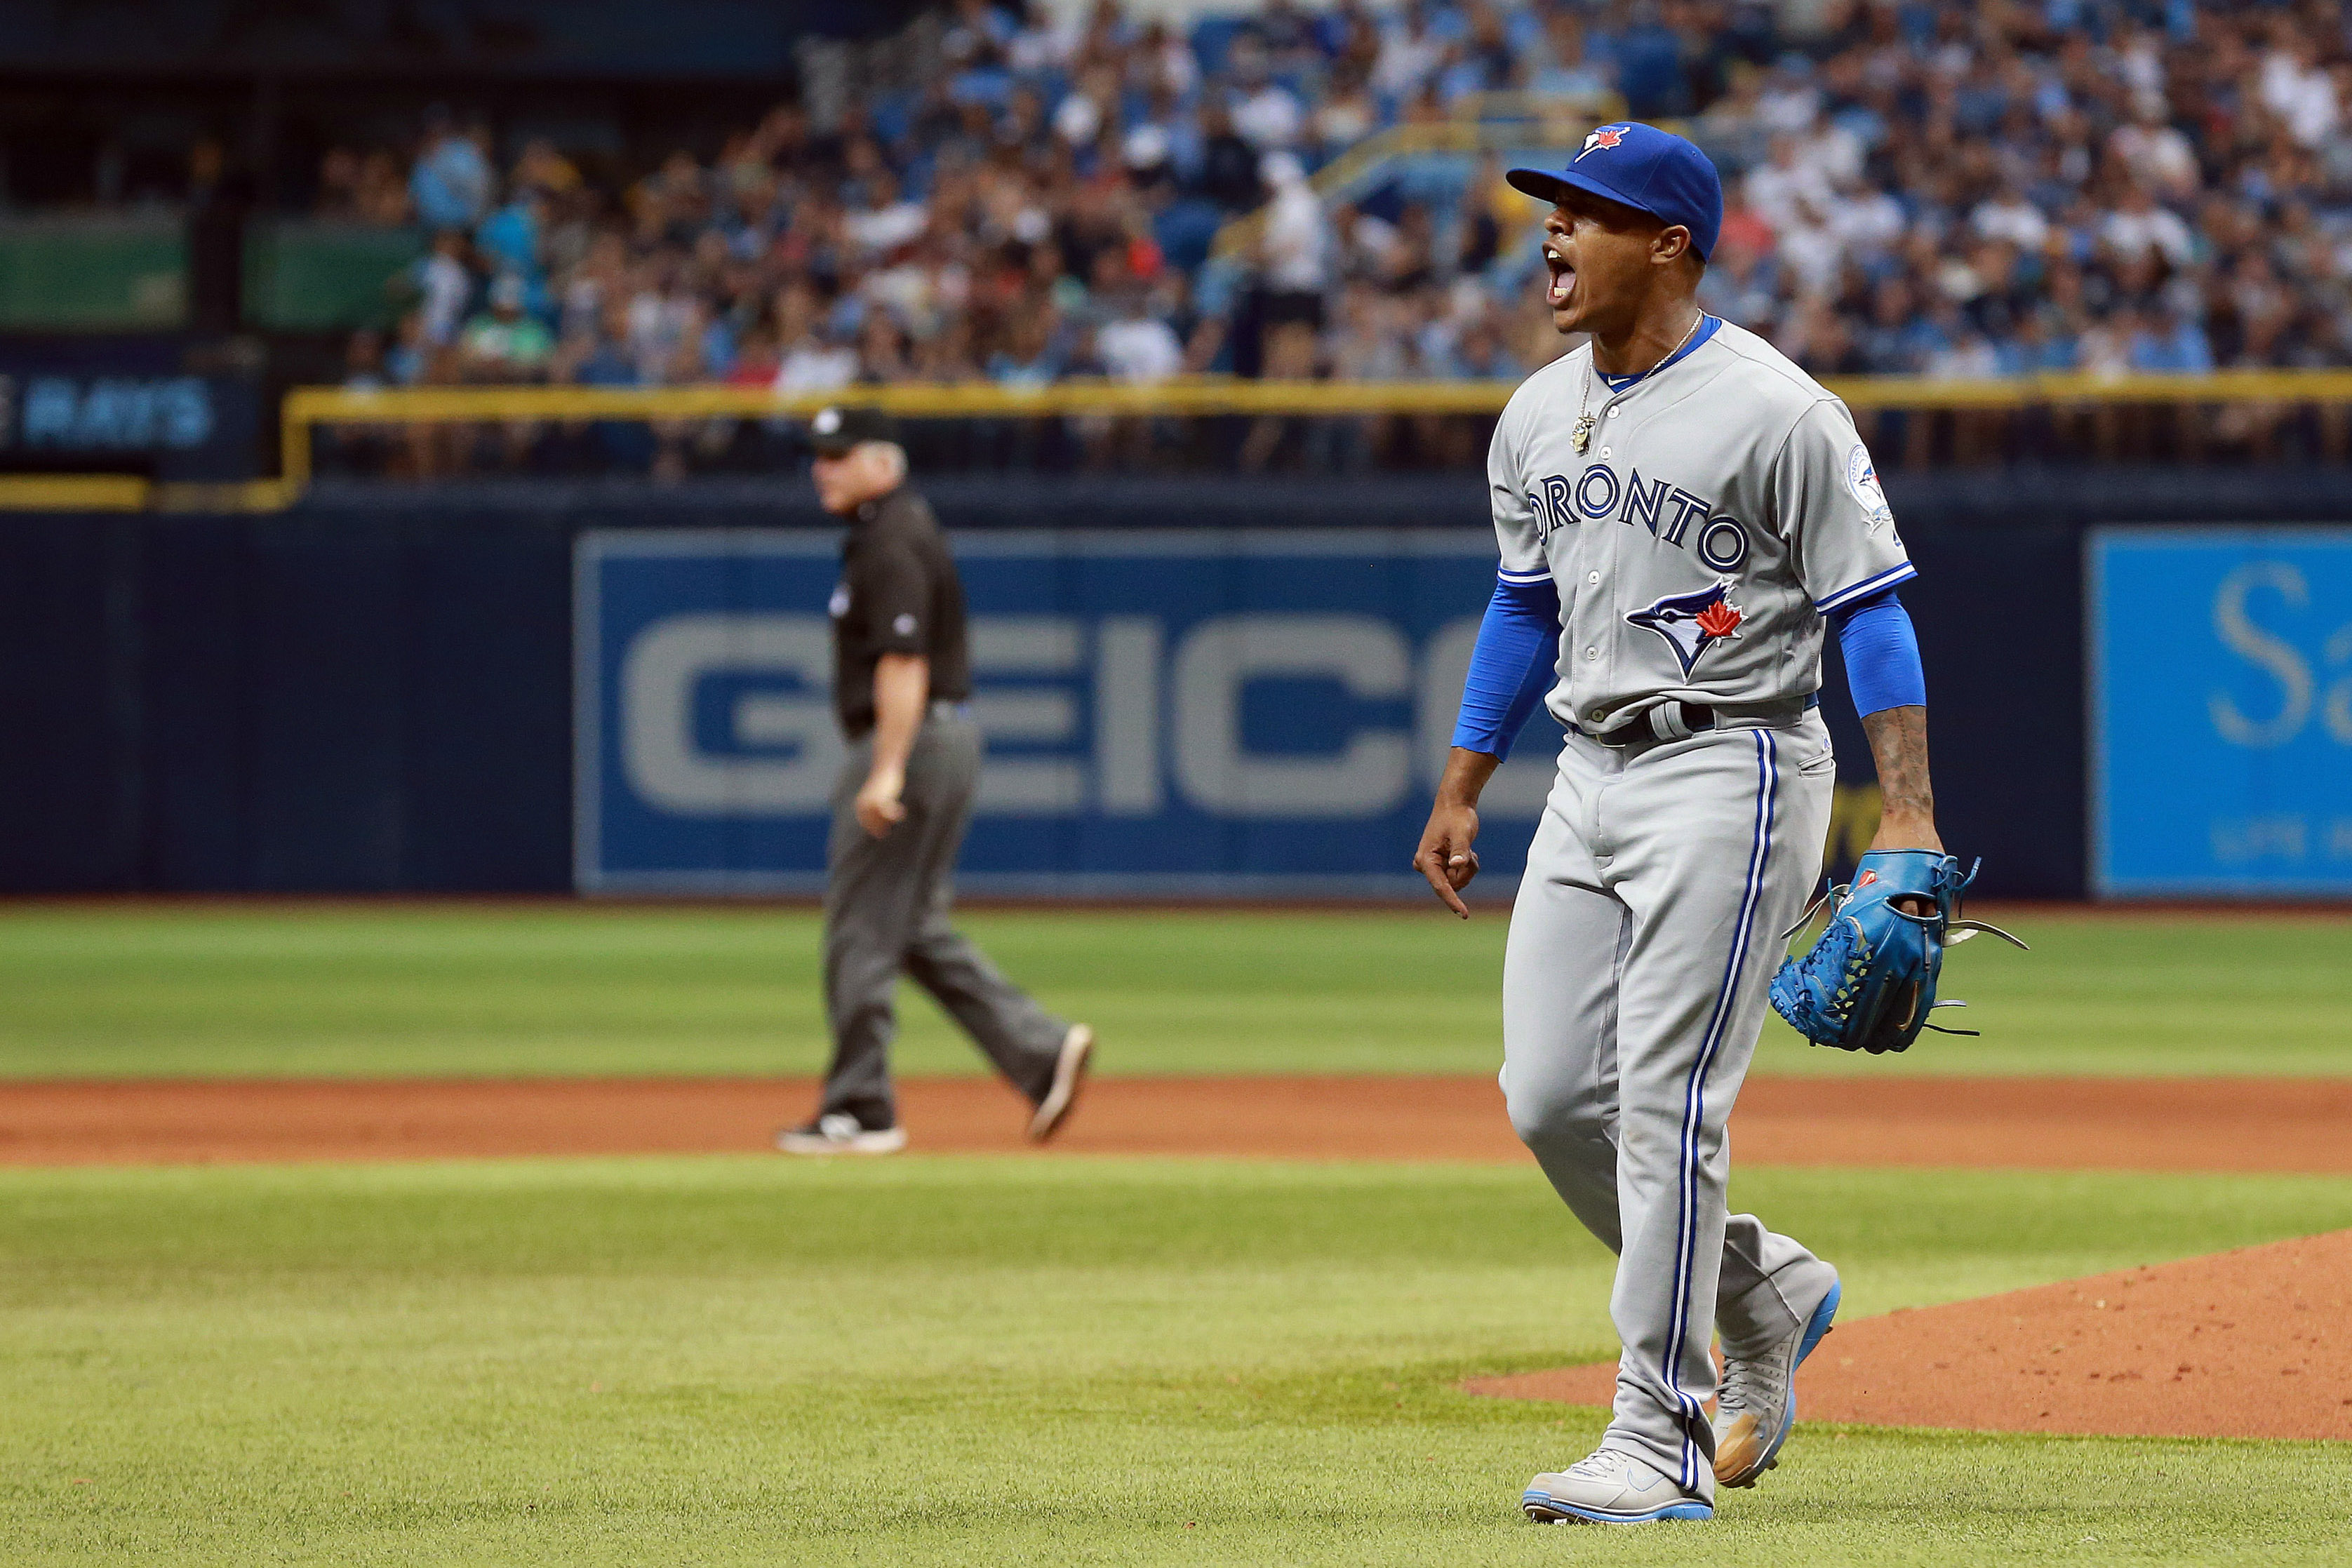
[1586,695,1818,749]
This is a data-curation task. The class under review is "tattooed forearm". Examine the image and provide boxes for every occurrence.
[1861,704,1942,852]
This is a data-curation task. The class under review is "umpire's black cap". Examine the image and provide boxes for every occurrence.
[807,405,898,457]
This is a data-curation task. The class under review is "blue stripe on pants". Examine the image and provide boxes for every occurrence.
[1661,729,1777,1487]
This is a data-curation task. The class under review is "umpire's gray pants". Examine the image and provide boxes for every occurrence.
[1502,713,1837,1500]
[820,711,1068,1127]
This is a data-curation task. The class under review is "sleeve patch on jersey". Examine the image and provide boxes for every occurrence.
[1845,443,1895,532]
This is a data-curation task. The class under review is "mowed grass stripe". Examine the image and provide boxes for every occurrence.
[0,904,2344,1080]
[6,1158,2351,1566]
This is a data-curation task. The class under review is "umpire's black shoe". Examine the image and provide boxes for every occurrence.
[1027,1024,1095,1143]
[776,1111,907,1155]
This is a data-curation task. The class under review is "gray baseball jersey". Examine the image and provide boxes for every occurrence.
[1485,316,1897,1500]
[1488,319,1913,732]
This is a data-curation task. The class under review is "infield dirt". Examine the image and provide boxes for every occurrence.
[4,1072,2348,1171]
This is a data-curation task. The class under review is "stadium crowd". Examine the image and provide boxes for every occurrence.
[333,0,2352,419]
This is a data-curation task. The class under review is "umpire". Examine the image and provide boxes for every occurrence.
[777,406,1095,1155]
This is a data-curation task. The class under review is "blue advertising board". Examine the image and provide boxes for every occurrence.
[0,337,262,481]
[2090,527,2352,897]
[575,529,1561,894]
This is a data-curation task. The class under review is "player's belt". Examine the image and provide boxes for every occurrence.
[1587,695,1818,749]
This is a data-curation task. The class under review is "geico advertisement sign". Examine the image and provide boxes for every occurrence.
[617,610,1545,820]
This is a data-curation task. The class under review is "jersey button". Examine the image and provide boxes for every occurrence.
[1586,570,1600,585]
[1607,407,1620,417]
[1599,445,1611,457]
[1583,646,1598,660]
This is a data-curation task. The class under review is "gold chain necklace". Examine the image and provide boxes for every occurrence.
[1572,310,1703,455]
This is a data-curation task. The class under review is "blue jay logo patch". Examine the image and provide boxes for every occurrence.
[1845,443,1894,532]
[1625,579,1745,677]
[1577,124,1628,160]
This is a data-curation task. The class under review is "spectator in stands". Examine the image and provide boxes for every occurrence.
[1094,280,1184,383]
[1230,38,1306,149]
[1257,151,1329,321]
[385,309,435,387]
[1527,6,1610,102]
[559,299,643,388]
[410,108,493,232]
[1196,102,1264,211]
[410,229,475,346]
[474,186,544,294]
[1372,3,1445,107]
[1311,62,1379,156]
[1700,233,1779,332]
[316,149,364,220]
[2102,182,2196,269]
[2262,22,2342,149]
[776,282,860,394]
[354,152,413,226]
[460,274,555,382]
[988,306,1067,389]
[342,328,387,390]
[2130,300,2217,374]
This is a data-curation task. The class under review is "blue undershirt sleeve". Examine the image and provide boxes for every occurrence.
[1828,587,1926,718]
[1450,575,1562,759]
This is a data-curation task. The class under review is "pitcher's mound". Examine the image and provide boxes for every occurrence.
[1466,1228,2352,1440]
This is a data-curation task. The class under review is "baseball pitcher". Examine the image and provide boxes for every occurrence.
[1415,123,1944,1525]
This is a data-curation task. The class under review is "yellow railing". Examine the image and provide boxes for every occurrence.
[276,377,1526,485]
[1827,368,2352,410]
[0,474,152,511]
[280,367,2352,483]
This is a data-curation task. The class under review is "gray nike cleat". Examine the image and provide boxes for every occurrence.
[1027,1024,1095,1142]
[1523,1448,1712,1525]
[1713,1266,1842,1488]
[776,1112,907,1155]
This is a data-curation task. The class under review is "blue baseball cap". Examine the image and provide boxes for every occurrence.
[1507,123,1724,261]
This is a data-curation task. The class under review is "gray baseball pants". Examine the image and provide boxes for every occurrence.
[820,709,1069,1127]
[1501,713,1837,1500]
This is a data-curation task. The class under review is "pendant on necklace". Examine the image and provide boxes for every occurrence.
[1571,416,1594,455]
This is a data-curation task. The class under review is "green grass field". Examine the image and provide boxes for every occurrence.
[0,902,2346,1078]
[4,902,2347,1564]
[8,1158,2351,1567]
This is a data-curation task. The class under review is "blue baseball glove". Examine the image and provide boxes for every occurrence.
[1768,850,2027,1055]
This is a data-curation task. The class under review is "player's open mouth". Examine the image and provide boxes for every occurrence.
[1545,249,1574,308]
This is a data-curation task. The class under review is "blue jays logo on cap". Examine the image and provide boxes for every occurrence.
[1507,122,1725,260]
[1577,124,1629,161]
[1626,579,1746,677]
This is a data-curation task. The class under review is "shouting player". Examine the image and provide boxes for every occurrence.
[1413,124,1938,1524]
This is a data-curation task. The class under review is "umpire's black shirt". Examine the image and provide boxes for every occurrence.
[831,486,971,740]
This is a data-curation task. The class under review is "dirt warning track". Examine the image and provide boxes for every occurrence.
[1,1073,2349,1170]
